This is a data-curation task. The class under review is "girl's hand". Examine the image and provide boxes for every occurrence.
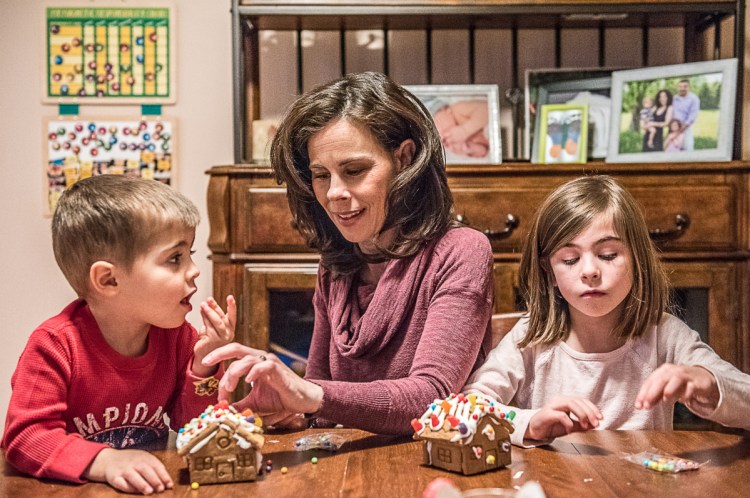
[202,343,324,418]
[526,396,602,444]
[635,363,719,413]
[192,295,236,377]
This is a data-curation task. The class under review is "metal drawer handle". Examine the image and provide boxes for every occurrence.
[649,213,690,242]
[455,213,519,241]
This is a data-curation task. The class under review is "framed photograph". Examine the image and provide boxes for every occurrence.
[44,116,176,214]
[526,68,616,162]
[43,3,176,103]
[607,58,738,163]
[538,103,588,164]
[404,84,501,164]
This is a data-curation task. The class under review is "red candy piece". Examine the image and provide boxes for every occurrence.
[430,414,441,429]
[447,416,460,428]
[216,400,229,410]
[411,418,424,433]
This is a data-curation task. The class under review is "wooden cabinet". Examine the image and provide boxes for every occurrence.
[208,1,750,376]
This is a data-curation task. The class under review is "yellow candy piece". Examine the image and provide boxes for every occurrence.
[281,466,288,474]
[191,481,199,489]
[486,455,496,465]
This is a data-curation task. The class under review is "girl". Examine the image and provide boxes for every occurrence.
[464,175,750,447]
[664,118,685,152]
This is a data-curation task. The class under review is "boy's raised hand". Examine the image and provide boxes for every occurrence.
[635,363,719,413]
[192,295,236,377]
[83,448,173,495]
[526,396,602,444]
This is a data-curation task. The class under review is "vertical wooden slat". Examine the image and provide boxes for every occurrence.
[426,28,433,84]
[469,27,476,84]
[296,29,303,95]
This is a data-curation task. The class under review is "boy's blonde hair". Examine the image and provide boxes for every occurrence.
[518,175,669,348]
[52,175,200,296]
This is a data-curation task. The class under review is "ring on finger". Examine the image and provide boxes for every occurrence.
[258,354,267,362]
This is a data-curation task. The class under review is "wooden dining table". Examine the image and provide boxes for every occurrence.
[1,429,748,497]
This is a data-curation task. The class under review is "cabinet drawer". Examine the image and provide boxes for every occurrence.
[240,187,309,252]
[452,187,550,252]
[452,183,738,253]
[628,185,736,251]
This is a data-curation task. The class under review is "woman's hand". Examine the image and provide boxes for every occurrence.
[526,396,602,444]
[635,363,719,413]
[191,296,236,378]
[202,343,324,423]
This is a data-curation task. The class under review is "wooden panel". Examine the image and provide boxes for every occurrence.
[206,174,231,253]
[241,187,308,252]
[629,185,737,251]
[452,186,549,252]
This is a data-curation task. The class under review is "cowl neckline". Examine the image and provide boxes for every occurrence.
[327,241,433,359]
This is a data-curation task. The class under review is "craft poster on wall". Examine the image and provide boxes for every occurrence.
[44,4,175,103]
[45,117,175,213]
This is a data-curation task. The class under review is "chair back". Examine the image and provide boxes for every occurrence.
[491,312,525,347]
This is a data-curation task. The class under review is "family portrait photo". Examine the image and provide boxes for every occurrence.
[607,59,737,162]
[405,84,502,164]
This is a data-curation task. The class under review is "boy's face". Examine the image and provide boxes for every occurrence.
[116,226,199,330]
[642,97,653,107]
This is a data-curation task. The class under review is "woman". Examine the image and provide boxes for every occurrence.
[642,89,672,152]
[202,72,494,435]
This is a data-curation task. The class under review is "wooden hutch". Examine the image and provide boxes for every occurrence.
[207,1,750,389]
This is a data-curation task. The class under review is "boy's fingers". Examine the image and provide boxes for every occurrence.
[124,471,152,495]
[136,469,163,493]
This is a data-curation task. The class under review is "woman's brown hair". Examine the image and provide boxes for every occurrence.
[269,71,456,277]
[517,175,670,347]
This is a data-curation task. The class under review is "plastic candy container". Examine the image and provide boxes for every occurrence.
[622,449,707,473]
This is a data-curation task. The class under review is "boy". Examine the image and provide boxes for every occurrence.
[2,175,236,495]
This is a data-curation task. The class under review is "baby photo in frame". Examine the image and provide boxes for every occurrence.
[607,58,738,163]
[538,103,589,164]
[404,84,502,164]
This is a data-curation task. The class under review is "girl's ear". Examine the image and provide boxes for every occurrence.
[394,139,416,171]
[89,261,118,296]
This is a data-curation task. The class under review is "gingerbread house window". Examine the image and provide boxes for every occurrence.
[237,453,254,467]
[194,456,213,471]
[437,447,453,464]
[217,436,231,448]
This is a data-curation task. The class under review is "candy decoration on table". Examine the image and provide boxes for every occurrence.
[176,401,264,485]
[623,450,707,473]
[412,393,515,475]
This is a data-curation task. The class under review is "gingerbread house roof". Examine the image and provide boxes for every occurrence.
[412,393,515,445]
[176,401,264,456]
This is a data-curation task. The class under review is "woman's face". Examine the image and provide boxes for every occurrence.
[307,118,414,254]
[658,91,668,106]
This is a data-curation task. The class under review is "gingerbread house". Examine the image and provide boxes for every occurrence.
[412,393,515,475]
[176,401,264,484]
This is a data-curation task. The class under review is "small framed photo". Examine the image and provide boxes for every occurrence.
[526,68,617,162]
[538,103,589,164]
[404,84,501,164]
[607,58,738,163]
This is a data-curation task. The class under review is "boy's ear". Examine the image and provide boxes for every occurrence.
[89,261,119,296]
[394,139,416,171]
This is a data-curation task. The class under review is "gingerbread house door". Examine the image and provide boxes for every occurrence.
[216,462,235,482]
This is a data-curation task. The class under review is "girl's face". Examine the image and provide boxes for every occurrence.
[549,213,633,327]
[307,118,413,254]
[670,121,680,132]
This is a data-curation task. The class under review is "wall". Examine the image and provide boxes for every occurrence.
[0,0,232,432]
